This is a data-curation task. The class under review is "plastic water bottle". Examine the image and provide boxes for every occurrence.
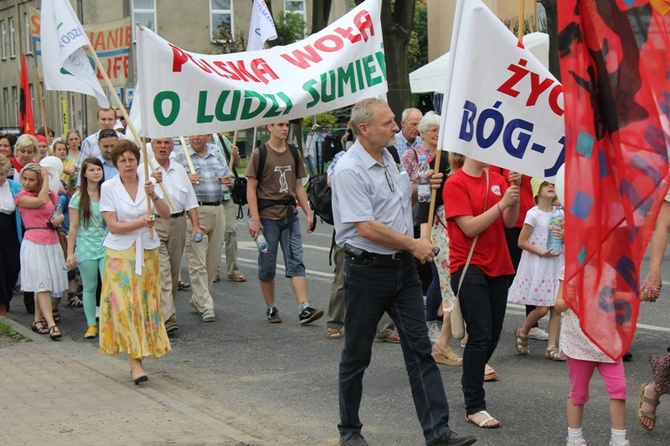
[248,221,268,254]
[53,204,63,217]
[546,206,564,254]
[192,232,203,243]
[417,155,431,203]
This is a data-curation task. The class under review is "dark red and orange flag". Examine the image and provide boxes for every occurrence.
[19,53,35,135]
[558,0,670,360]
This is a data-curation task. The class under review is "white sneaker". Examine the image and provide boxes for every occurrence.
[566,438,587,446]
[609,440,630,446]
[529,328,549,341]
[427,321,440,343]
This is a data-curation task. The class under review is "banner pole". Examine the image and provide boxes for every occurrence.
[230,130,239,170]
[85,45,176,213]
[424,149,442,242]
[178,136,197,174]
[518,0,526,40]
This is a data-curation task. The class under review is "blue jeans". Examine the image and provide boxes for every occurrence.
[339,252,451,445]
[425,262,441,322]
[451,265,510,415]
[258,217,305,281]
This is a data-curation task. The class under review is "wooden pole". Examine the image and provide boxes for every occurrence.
[424,149,442,242]
[178,136,197,174]
[85,48,173,237]
[518,0,526,40]
[230,130,239,170]
[84,47,176,212]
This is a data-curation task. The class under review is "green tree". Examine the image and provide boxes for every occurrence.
[408,1,428,73]
[270,11,306,46]
[355,0,416,125]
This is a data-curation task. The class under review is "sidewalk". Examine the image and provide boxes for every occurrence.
[0,317,292,446]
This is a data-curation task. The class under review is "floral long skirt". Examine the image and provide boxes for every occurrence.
[99,246,171,359]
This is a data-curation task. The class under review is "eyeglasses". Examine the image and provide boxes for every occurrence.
[99,129,117,139]
[117,116,125,121]
[423,127,439,134]
[383,164,395,192]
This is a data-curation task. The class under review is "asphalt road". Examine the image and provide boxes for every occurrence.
[9,212,670,446]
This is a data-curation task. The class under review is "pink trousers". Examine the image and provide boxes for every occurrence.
[566,356,626,405]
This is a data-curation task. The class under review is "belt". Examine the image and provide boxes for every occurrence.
[366,251,404,260]
[197,201,222,206]
[169,211,185,218]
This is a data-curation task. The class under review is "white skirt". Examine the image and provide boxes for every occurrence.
[20,239,68,296]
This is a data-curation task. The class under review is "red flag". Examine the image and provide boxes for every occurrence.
[558,0,670,360]
[19,53,35,135]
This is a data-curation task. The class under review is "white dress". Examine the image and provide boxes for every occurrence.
[507,206,563,307]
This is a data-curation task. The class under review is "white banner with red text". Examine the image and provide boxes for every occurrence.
[136,0,385,137]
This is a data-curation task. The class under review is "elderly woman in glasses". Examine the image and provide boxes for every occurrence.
[0,155,22,317]
[400,111,441,192]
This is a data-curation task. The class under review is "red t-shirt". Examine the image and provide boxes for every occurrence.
[443,169,515,277]
[11,157,24,173]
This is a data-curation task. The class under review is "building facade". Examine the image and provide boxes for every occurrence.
[0,0,350,138]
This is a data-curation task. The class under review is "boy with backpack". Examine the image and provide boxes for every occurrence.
[245,121,323,325]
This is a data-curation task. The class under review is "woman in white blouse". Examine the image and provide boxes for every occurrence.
[99,140,171,384]
[0,155,22,317]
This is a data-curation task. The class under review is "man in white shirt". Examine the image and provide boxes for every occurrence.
[140,137,202,334]
[394,108,423,158]
[77,108,126,167]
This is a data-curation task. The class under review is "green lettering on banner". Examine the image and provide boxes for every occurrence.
[264,93,282,118]
[303,79,320,108]
[241,90,267,120]
[320,70,337,103]
[363,55,382,87]
[153,91,180,126]
[215,90,242,122]
[355,58,365,90]
[277,92,293,115]
[337,62,357,96]
[197,91,214,123]
[375,50,387,80]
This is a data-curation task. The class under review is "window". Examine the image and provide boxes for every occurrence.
[284,0,306,21]
[24,12,31,54]
[9,17,15,58]
[2,88,8,127]
[1,20,6,60]
[11,86,18,126]
[210,0,233,41]
[132,0,156,41]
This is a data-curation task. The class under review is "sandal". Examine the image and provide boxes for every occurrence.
[227,273,247,282]
[466,410,501,428]
[131,364,148,385]
[52,308,61,323]
[31,320,49,335]
[545,346,566,361]
[177,281,191,291]
[433,344,463,366]
[514,326,528,355]
[326,328,342,339]
[484,364,498,381]
[68,294,83,307]
[48,325,62,340]
[637,382,660,431]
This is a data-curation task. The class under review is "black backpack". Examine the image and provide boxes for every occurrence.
[218,134,248,219]
[307,173,333,225]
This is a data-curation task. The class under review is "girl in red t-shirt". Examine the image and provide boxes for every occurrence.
[442,153,520,429]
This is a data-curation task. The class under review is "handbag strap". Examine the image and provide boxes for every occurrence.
[456,169,490,296]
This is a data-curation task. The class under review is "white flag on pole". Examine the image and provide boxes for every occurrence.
[40,0,110,107]
[247,0,277,51]
[438,0,564,182]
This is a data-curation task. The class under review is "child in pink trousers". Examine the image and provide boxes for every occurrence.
[555,267,629,446]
